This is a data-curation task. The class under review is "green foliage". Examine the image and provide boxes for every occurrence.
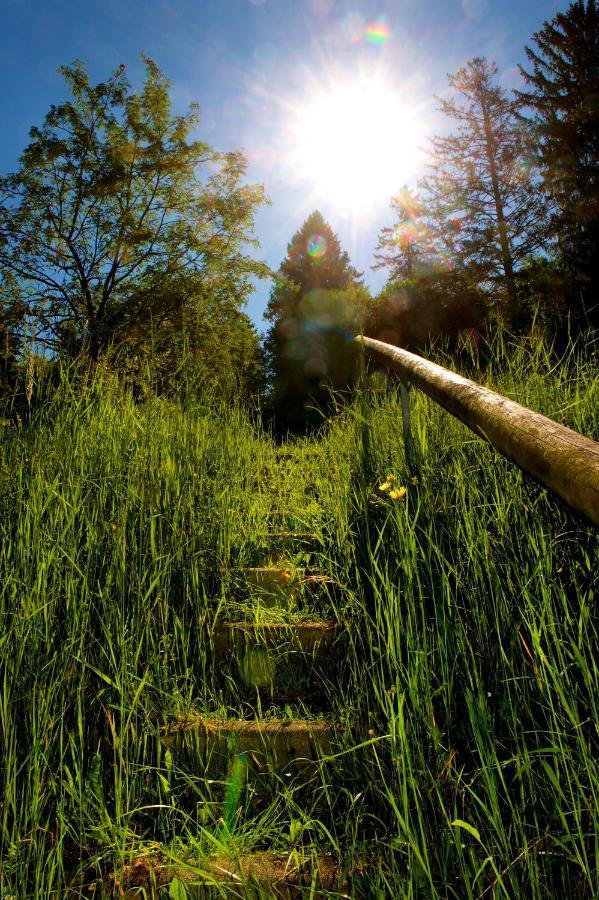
[0,272,24,398]
[366,267,488,349]
[418,58,549,325]
[0,57,268,374]
[0,329,596,896]
[372,188,489,350]
[374,187,434,281]
[264,210,366,432]
[109,294,265,402]
[517,0,599,326]
[515,255,571,337]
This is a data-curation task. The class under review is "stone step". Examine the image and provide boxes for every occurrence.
[231,567,303,608]
[115,850,342,897]
[162,716,338,775]
[213,619,337,662]
[256,531,321,560]
[211,620,339,695]
[231,532,322,571]
[230,566,332,606]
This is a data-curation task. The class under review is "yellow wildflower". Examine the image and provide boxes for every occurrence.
[379,480,392,493]
[389,486,407,500]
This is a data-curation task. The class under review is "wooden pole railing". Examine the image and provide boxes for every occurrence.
[357,335,599,526]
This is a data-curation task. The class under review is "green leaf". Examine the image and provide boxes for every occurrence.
[451,819,482,843]
[86,753,103,806]
[169,877,189,899]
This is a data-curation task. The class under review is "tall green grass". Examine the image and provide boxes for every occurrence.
[0,331,596,897]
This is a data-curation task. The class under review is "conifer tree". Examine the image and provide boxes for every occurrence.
[420,58,548,325]
[517,0,599,324]
[264,211,364,431]
[373,188,433,280]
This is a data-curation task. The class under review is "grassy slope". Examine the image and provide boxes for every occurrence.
[0,333,597,897]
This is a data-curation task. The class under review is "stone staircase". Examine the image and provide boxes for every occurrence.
[118,533,357,897]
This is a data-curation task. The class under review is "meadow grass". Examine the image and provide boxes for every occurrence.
[0,330,597,897]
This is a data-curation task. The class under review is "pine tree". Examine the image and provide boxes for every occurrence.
[373,188,433,280]
[0,57,267,367]
[517,0,599,324]
[264,211,364,432]
[420,57,548,325]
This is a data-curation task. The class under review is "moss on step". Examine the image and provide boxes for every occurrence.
[162,716,338,775]
[112,849,344,898]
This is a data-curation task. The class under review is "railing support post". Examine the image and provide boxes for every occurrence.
[399,380,417,473]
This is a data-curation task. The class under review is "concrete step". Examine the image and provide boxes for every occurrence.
[115,849,342,897]
[162,716,338,775]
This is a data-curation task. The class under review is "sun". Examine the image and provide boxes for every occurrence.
[290,76,421,213]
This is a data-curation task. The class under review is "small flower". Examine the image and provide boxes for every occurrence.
[389,486,407,500]
[411,475,419,485]
[379,480,392,493]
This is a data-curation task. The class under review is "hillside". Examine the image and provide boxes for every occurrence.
[0,332,597,897]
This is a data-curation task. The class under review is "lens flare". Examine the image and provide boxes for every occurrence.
[394,222,417,247]
[366,20,390,45]
[307,233,327,258]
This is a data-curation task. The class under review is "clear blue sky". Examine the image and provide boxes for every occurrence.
[0,0,563,331]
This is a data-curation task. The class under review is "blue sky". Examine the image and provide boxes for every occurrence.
[0,0,563,331]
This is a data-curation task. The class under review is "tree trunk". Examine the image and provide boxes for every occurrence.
[481,102,520,325]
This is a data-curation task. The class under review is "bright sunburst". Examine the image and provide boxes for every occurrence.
[290,76,421,213]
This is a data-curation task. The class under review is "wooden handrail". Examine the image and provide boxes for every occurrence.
[357,335,599,526]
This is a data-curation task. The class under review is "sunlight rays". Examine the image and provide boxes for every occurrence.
[287,75,422,215]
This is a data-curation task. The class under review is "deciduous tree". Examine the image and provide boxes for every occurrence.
[0,272,24,398]
[0,57,268,366]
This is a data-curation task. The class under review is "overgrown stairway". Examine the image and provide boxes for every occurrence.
[116,531,360,897]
